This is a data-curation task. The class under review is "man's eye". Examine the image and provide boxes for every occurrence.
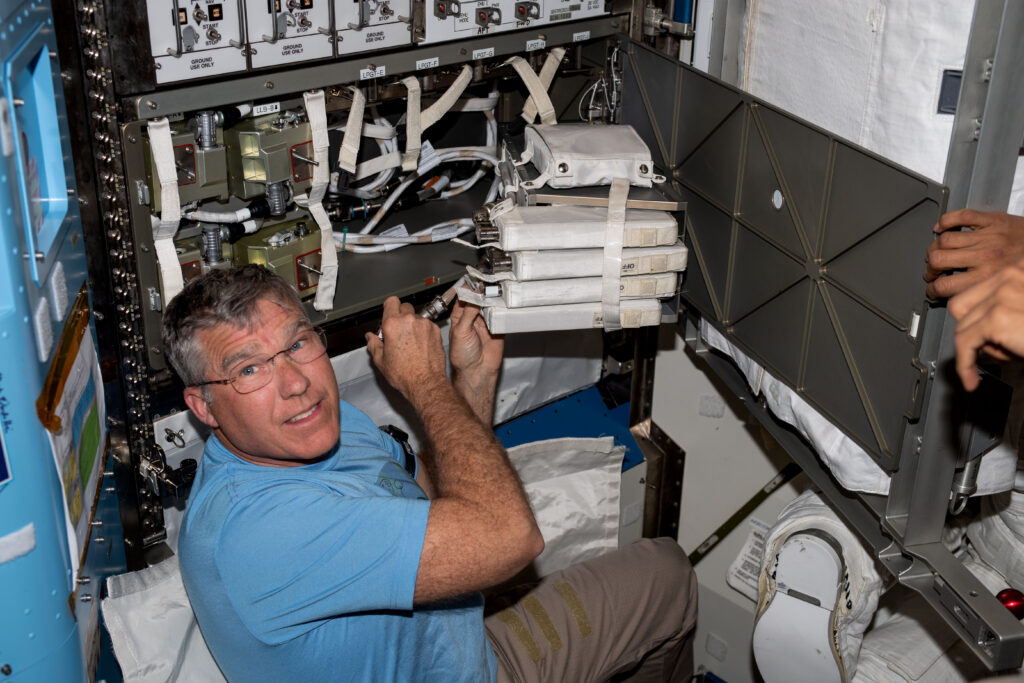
[290,338,305,352]
[238,364,260,377]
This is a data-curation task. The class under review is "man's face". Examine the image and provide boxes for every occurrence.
[184,299,340,467]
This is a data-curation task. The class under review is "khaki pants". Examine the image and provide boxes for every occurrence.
[485,538,698,682]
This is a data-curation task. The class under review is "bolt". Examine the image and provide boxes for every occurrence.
[146,100,158,110]
[1,664,11,675]
[264,81,274,89]
[78,196,89,206]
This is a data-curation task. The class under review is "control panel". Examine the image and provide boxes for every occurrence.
[144,0,608,83]
[147,0,247,83]
[415,0,607,45]
[244,0,333,69]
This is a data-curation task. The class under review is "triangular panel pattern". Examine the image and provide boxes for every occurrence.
[619,55,664,171]
[679,106,746,211]
[738,116,806,258]
[801,286,878,455]
[683,191,734,319]
[821,143,930,261]
[674,67,746,165]
[624,46,683,168]
[680,232,717,320]
[727,227,805,324]
[731,279,813,387]
[756,107,831,256]
[825,284,919,459]
[825,200,940,326]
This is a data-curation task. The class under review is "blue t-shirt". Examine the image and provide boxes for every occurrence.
[179,400,498,682]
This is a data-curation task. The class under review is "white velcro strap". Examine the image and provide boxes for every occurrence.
[355,150,402,180]
[421,64,474,130]
[450,93,499,113]
[338,87,366,174]
[402,76,422,172]
[148,117,184,301]
[303,90,339,311]
[359,122,397,139]
[521,48,565,124]
[506,56,557,125]
[601,178,629,331]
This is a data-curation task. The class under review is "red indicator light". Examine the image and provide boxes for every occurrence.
[999,588,1024,619]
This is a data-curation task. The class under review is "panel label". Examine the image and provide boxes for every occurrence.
[472,47,495,59]
[360,65,387,80]
[573,30,591,42]
[525,38,546,51]
[416,57,440,70]
[254,102,281,116]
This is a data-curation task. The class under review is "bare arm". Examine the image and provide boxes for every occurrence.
[948,258,1024,392]
[366,298,542,604]
[924,209,1024,299]
[448,300,504,425]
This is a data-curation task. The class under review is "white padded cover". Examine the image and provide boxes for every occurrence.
[511,242,688,281]
[481,299,663,334]
[501,273,678,308]
[523,123,657,188]
[492,205,678,251]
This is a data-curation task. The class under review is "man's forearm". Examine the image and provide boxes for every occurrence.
[452,368,499,426]
[409,378,531,524]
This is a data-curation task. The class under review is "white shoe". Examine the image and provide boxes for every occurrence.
[754,531,845,683]
[752,490,883,682]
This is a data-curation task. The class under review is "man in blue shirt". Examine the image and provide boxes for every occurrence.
[162,265,696,681]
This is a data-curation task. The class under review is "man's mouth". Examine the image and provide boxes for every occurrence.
[286,402,320,424]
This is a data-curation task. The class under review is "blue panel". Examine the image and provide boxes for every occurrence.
[0,1,89,680]
[496,385,644,471]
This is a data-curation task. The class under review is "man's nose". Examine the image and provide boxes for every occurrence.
[275,355,312,395]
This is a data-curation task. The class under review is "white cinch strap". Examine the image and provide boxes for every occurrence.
[602,178,629,331]
[148,117,184,302]
[401,76,422,172]
[303,90,339,311]
[521,48,565,125]
[338,87,366,174]
[506,56,557,126]
[421,65,474,130]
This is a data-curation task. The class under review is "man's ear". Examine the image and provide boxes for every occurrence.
[184,387,219,429]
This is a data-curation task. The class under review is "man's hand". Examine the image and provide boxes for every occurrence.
[949,258,1024,391]
[449,301,504,425]
[365,296,449,405]
[925,209,1024,299]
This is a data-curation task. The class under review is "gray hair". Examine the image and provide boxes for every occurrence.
[161,264,307,389]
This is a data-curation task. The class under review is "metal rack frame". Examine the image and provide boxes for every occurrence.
[664,0,1024,671]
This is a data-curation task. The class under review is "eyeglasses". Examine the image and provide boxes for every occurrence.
[192,328,328,394]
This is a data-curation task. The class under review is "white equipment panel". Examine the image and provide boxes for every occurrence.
[244,0,333,69]
[148,0,247,83]
[334,0,413,56]
[417,0,607,45]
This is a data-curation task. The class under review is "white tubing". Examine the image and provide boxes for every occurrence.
[339,219,474,253]
[358,149,500,234]
[185,208,252,223]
